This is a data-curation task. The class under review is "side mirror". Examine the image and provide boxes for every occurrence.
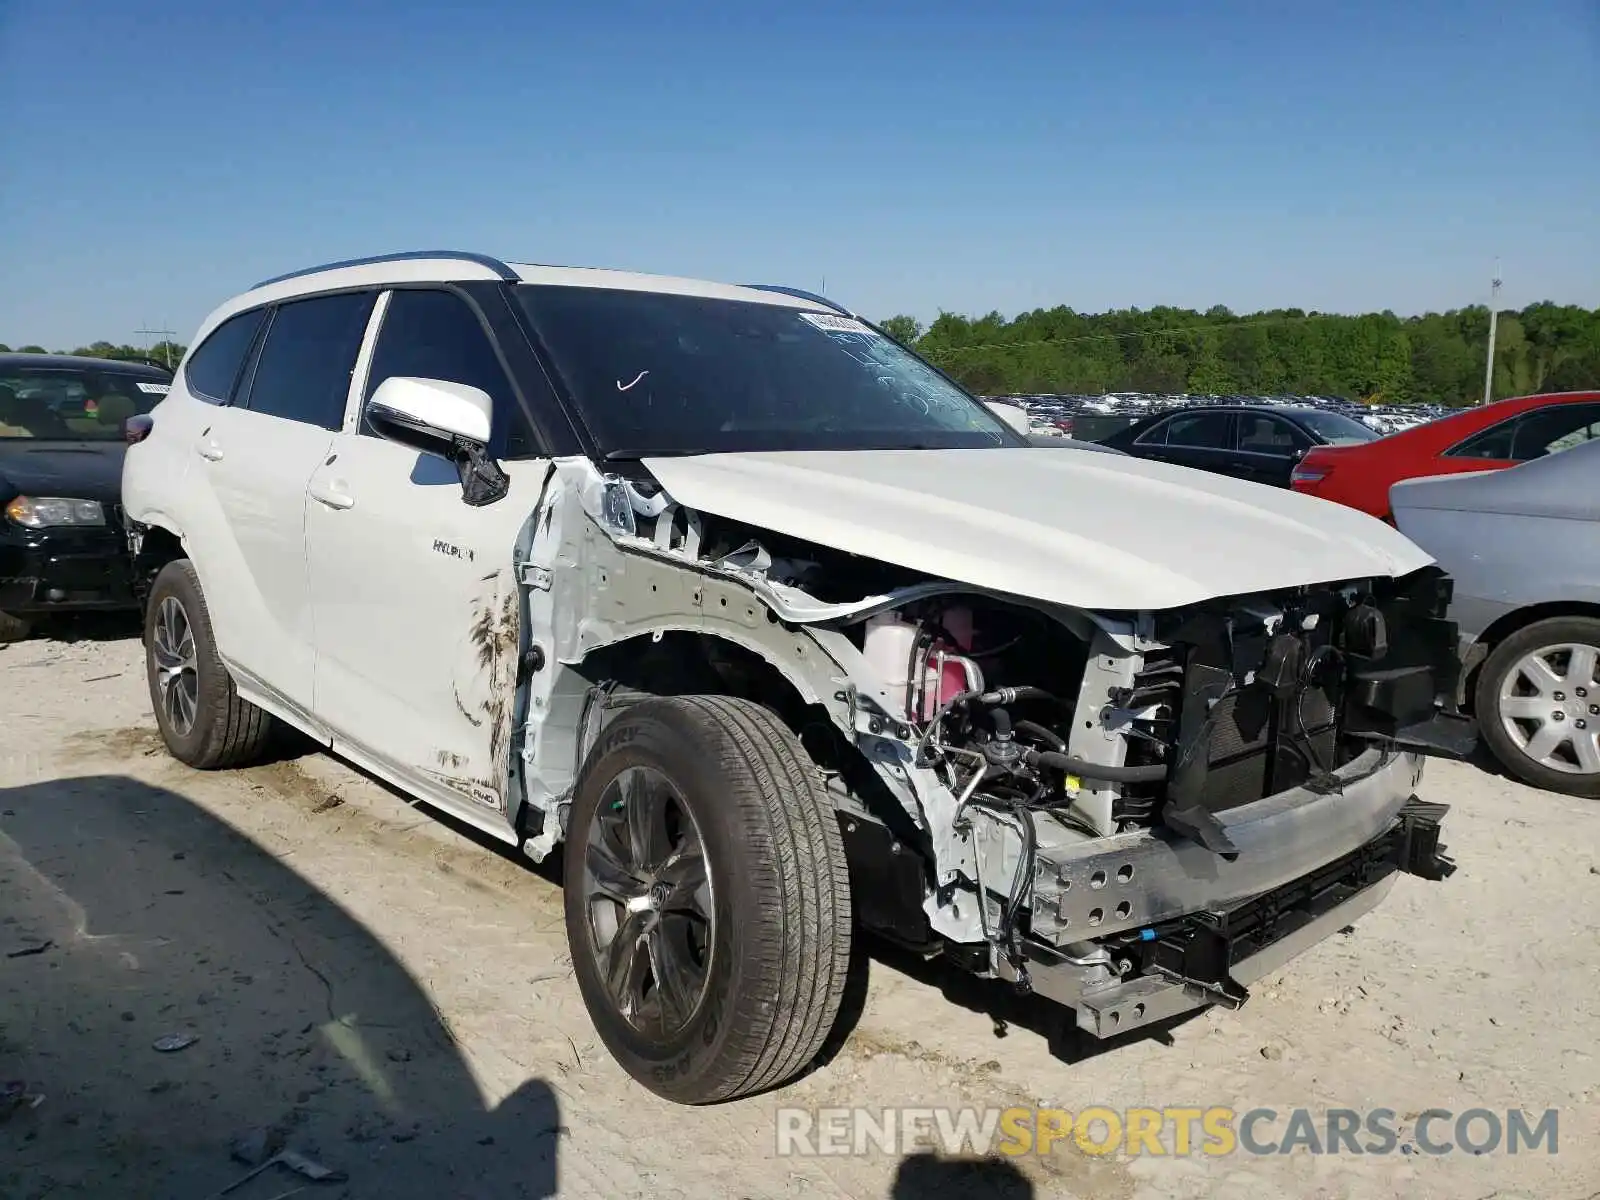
[366,376,508,507]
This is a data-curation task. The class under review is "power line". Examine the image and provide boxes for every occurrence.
[136,323,179,368]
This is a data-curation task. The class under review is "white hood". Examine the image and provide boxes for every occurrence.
[642,448,1434,612]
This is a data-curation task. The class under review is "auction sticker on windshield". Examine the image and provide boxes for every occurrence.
[799,312,878,336]
[136,382,171,394]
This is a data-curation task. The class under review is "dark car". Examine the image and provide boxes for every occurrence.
[1099,403,1379,487]
[0,353,171,640]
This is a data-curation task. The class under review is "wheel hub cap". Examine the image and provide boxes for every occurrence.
[1498,642,1600,776]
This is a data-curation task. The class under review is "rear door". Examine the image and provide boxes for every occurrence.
[1233,412,1311,487]
[190,291,376,718]
[304,287,550,821]
[1151,410,1238,477]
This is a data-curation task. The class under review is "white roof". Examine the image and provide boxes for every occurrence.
[189,253,831,346]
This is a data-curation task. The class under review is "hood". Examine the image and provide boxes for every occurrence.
[642,448,1434,612]
[0,440,126,505]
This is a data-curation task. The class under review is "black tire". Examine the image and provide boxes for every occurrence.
[144,559,276,769]
[1474,615,1600,799]
[563,694,852,1104]
[0,611,31,644]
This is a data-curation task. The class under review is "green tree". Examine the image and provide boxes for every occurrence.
[878,315,924,345]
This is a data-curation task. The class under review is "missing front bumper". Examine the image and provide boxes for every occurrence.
[1011,796,1453,1039]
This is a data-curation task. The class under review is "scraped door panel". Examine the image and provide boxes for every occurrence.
[305,439,546,815]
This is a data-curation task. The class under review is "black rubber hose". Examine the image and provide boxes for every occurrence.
[1013,718,1067,751]
[1028,748,1169,783]
[981,685,1060,706]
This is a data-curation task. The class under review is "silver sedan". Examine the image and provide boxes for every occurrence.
[1391,438,1600,797]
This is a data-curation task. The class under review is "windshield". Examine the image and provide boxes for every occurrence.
[0,365,169,441]
[1294,409,1379,445]
[514,286,1020,456]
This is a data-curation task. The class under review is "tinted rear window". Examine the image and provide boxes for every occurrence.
[185,308,267,402]
[0,365,169,440]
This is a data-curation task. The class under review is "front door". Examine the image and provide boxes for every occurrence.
[304,288,551,822]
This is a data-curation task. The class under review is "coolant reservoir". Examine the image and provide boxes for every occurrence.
[863,611,983,722]
[863,615,921,709]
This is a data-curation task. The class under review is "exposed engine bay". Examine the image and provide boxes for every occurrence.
[514,458,1470,1036]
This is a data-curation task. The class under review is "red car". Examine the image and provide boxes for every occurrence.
[1291,390,1600,520]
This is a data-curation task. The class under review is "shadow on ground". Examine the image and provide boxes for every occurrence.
[0,774,560,1199]
[14,611,143,645]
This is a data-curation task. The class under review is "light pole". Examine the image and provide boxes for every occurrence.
[1480,261,1501,406]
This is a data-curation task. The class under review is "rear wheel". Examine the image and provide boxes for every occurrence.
[1475,616,1600,798]
[0,611,31,643]
[144,560,276,769]
[563,694,852,1104]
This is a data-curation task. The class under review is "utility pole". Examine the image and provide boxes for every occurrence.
[136,323,178,368]
[1480,261,1501,406]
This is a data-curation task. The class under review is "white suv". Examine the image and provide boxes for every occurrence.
[124,251,1470,1105]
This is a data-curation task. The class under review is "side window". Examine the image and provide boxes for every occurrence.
[238,292,376,430]
[1511,403,1600,459]
[1133,420,1169,447]
[1165,412,1232,449]
[363,289,513,433]
[183,308,267,403]
[1445,416,1520,460]
[1236,414,1304,455]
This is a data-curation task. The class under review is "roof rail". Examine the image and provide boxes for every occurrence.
[740,284,854,316]
[253,250,519,290]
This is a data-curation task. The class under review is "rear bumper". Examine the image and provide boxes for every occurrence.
[0,526,136,613]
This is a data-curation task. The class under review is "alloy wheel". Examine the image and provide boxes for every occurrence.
[152,596,200,736]
[581,766,714,1039]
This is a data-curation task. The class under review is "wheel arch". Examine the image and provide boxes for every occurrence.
[516,625,916,864]
[130,519,187,609]
[1463,600,1600,712]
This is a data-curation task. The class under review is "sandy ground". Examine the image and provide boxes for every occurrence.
[2,623,1597,1200]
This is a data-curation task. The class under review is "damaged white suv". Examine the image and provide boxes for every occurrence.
[123,251,1472,1105]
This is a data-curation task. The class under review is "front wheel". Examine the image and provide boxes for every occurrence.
[144,560,276,769]
[563,695,852,1104]
[1475,616,1600,798]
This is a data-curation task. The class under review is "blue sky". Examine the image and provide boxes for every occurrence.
[2,0,1596,349]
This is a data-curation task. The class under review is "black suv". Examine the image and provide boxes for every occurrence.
[1100,402,1378,487]
[0,353,172,640]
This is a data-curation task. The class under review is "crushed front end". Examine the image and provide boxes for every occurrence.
[858,565,1470,1038]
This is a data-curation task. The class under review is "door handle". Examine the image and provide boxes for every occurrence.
[309,481,355,511]
[196,438,224,462]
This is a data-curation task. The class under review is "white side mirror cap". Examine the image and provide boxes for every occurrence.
[367,376,492,447]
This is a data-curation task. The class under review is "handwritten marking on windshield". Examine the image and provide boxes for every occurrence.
[617,371,650,392]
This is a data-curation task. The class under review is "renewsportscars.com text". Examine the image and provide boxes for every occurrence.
[775,1106,1560,1158]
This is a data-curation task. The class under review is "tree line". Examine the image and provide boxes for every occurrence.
[0,340,187,370]
[877,302,1599,407]
[9,298,1600,407]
